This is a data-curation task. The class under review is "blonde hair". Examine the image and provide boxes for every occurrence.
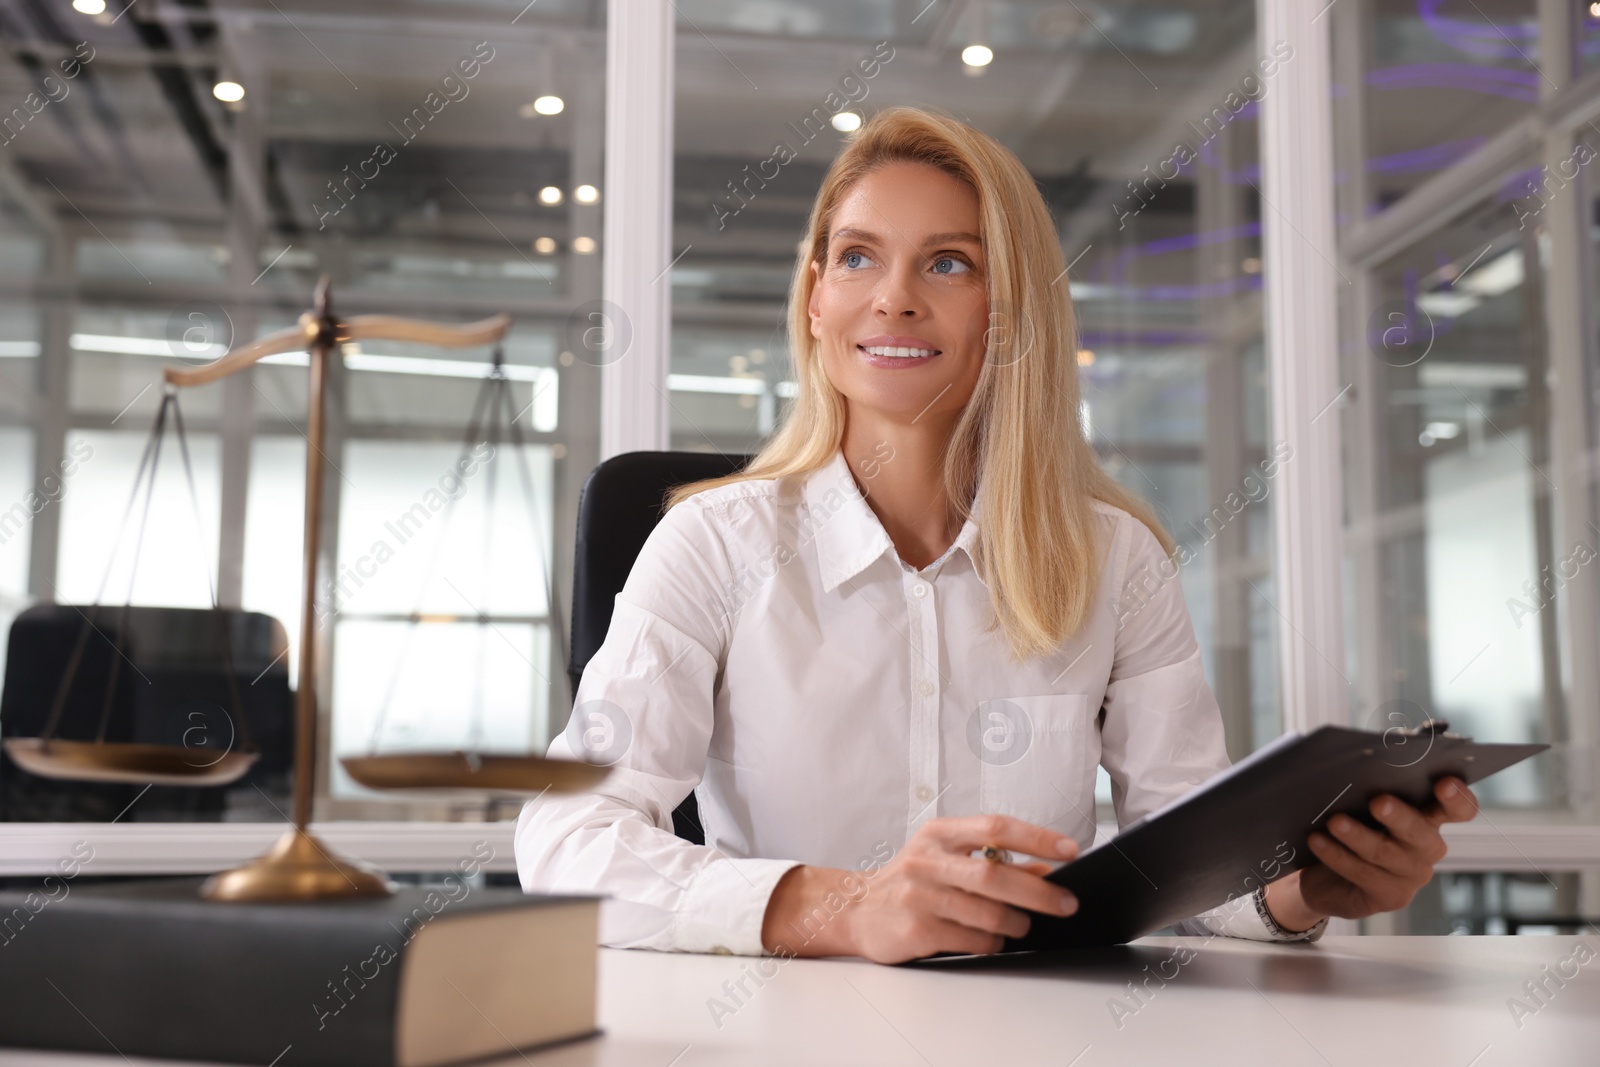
[666,105,1173,660]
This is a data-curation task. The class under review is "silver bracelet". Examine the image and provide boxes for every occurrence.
[1253,885,1329,942]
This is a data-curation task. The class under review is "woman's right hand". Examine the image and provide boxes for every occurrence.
[760,814,1081,964]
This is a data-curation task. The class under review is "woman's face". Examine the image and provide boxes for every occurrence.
[808,162,988,427]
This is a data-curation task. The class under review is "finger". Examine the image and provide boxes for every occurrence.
[927,885,1032,940]
[1308,829,1406,900]
[921,917,1006,957]
[1367,796,1447,865]
[1429,777,1479,824]
[920,814,1079,861]
[937,853,1080,917]
[1326,810,1430,878]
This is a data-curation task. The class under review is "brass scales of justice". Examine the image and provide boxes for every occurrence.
[2,277,607,902]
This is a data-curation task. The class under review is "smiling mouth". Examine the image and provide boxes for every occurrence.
[858,344,941,359]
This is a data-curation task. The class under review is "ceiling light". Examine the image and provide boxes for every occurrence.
[72,0,105,13]
[538,186,564,206]
[212,81,245,103]
[1416,291,1480,319]
[1076,349,1095,366]
[1241,257,1262,274]
[962,44,994,67]
[533,237,557,255]
[532,95,564,116]
[573,236,596,254]
[1456,249,1523,298]
[574,184,600,204]
[832,111,862,132]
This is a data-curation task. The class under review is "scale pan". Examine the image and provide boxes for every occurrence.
[341,751,609,795]
[4,738,258,786]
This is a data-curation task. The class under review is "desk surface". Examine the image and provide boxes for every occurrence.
[3,936,1596,1067]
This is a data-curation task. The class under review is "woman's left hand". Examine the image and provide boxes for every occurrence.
[1264,776,1480,930]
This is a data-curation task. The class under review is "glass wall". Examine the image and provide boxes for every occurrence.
[0,0,605,822]
[1360,0,1540,212]
[1336,1,1600,930]
[669,0,1283,780]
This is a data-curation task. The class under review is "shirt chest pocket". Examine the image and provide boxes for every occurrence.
[974,693,1100,833]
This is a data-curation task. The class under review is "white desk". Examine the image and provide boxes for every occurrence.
[3,936,1595,1067]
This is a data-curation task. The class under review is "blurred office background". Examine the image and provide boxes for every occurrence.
[0,0,1597,933]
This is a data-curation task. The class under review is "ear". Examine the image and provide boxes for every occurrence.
[807,259,823,341]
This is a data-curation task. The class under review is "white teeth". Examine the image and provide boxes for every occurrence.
[862,345,936,359]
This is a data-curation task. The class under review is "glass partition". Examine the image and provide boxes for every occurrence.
[0,0,606,822]
[1343,184,1564,810]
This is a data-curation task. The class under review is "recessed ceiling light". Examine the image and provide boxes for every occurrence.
[832,111,862,132]
[72,0,105,13]
[532,95,564,116]
[572,236,596,254]
[533,237,557,255]
[538,186,564,206]
[212,81,245,103]
[574,184,600,204]
[961,44,994,67]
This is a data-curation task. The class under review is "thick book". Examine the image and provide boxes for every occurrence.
[988,722,1547,955]
[0,878,599,1067]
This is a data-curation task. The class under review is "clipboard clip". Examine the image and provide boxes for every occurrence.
[1394,718,1458,738]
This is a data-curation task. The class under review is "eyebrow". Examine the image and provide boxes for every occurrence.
[830,227,983,248]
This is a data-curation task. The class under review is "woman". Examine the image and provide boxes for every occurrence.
[516,106,1478,964]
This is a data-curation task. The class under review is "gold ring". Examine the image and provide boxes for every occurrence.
[980,845,1010,864]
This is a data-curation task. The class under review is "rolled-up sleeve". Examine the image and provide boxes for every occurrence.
[515,497,800,954]
[1099,515,1321,944]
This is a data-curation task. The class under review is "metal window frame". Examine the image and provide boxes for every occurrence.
[599,0,674,458]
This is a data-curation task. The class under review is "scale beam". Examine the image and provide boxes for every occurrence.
[162,312,513,389]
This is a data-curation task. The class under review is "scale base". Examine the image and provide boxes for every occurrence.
[201,826,394,903]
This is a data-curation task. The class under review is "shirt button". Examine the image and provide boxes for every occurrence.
[912,582,929,598]
[914,784,934,802]
[917,681,934,697]
[710,945,733,955]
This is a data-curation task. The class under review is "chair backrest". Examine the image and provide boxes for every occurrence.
[569,450,752,846]
[569,450,753,694]
[0,605,294,821]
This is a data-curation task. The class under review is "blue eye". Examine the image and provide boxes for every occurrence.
[841,250,875,269]
[932,256,969,275]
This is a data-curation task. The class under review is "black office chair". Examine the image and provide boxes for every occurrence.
[0,605,295,821]
[569,450,754,846]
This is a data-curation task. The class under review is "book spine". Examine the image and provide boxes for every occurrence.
[0,900,400,1067]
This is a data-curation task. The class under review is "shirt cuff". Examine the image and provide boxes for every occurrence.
[672,856,803,956]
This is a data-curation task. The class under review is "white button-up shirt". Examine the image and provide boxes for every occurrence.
[516,445,1315,953]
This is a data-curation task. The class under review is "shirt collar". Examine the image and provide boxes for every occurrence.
[801,446,987,594]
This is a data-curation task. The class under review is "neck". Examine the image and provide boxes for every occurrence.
[841,406,966,571]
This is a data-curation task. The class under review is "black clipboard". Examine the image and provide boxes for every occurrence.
[945,721,1546,958]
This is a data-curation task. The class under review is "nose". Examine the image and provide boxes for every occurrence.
[872,259,928,320]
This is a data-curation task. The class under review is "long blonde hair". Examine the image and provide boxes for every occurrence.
[666,105,1173,660]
